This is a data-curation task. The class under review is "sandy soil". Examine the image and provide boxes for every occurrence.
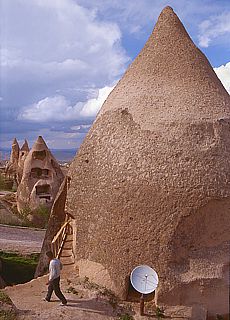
[4,265,137,320]
[3,258,190,320]
[4,271,190,320]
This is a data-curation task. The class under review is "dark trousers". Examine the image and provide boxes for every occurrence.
[46,276,67,304]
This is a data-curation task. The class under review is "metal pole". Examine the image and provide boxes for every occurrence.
[140,293,144,316]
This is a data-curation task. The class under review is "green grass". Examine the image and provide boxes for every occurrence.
[0,251,39,285]
[0,174,14,192]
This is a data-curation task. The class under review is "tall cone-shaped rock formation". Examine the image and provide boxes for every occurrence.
[20,139,30,152]
[66,7,230,316]
[17,136,64,225]
[17,139,30,184]
[5,138,19,179]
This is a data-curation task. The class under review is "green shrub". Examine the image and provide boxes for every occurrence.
[67,286,78,295]
[0,291,17,320]
[0,291,12,305]
[19,205,32,221]
[35,205,50,227]
[0,310,17,320]
[156,306,165,319]
[19,204,50,228]
[0,174,13,191]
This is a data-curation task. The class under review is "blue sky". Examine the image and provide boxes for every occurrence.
[0,0,230,150]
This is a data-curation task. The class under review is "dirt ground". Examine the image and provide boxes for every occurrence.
[3,264,200,320]
[4,266,139,320]
[0,224,45,255]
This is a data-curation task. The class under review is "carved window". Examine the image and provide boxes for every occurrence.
[32,150,46,160]
[31,167,42,178]
[36,184,50,195]
[30,168,50,178]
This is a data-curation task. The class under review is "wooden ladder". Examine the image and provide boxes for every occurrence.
[51,212,74,259]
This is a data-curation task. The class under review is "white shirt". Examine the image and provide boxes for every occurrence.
[49,258,62,281]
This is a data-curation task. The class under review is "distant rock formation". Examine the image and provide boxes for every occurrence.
[17,136,64,224]
[65,6,230,317]
[17,139,30,184]
[5,138,20,180]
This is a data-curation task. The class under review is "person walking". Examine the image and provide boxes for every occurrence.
[44,251,67,305]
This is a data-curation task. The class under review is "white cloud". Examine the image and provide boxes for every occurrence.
[214,62,230,94]
[19,96,77,122]
[33,128,85,149]
[2,0,230,150]
[198,12,230,47]
[78,0,228,40]
[80,86,114,117]
[70,124,91,131]
[19,86,115,122]
[0,0,128,107]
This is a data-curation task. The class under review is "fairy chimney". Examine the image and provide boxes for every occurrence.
[65,6,230,317]
[17,136,64,216]
[17,139,30,184]
[35,177,68,277]
[5,138,19,179]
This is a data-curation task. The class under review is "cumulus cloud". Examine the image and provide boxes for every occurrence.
[78,0,230,43]
[0,0,128,109]
[19,86,114,122]
[214,62,230,94]
[1,0,230,150]
[198,12,230,47]
[79,86,114,117]
[70,124,91,131]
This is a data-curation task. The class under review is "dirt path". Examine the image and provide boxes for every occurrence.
[2,233,180,320]
[0,224,45,254]
[4,269,121,320]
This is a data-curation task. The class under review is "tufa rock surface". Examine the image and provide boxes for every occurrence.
[17,136,64,220]
[5,138,20,179]
[66,6,230,317]
[17,139,30,184]
[35,177,68,277]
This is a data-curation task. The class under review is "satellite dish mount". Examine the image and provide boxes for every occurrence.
[130,265,159,316]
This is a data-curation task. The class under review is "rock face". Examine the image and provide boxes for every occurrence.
[5,138,20,179]
[66,6,230,317]
[17,139,30,184]
[35,177,68,277]
[17,136,64,216]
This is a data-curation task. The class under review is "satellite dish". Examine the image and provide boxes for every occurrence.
[130,265,159,294]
